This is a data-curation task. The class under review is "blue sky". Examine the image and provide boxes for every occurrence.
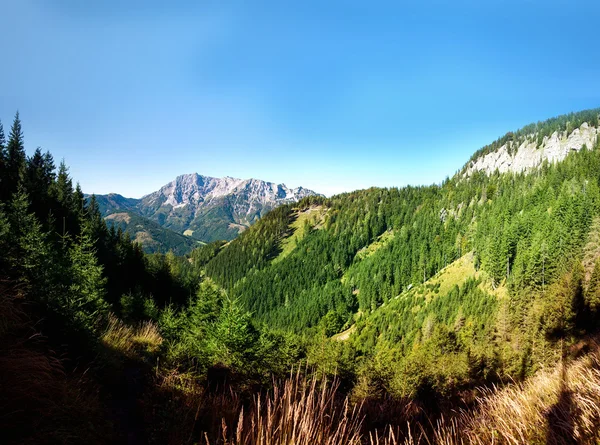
[1,0,600,197]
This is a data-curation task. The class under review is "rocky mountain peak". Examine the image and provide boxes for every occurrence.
[144,173,317,210]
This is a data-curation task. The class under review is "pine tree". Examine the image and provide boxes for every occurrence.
[67,219,109,332]
[52,160,73,207]
[0,120,6,202]
[4,112,26,200]
[586,258,600,314]
[8,187,52,293]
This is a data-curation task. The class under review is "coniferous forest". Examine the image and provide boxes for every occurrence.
[3,108,600,444]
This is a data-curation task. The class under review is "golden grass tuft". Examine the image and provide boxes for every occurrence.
[202,372,364,445]
[100,314,162,359]
[449,343,600,445]
[379,341,600,445]
[195,343,600,445]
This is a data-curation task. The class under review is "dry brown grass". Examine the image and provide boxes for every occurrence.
[100,313,162,358]
[377,342,600,445]
[447,343,600,445]
[200,372,364,445]
[193,343,600,445]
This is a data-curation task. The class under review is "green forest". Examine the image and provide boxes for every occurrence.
[2,108,600,444]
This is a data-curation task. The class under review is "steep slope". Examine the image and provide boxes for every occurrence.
[104,212,201,255]
[138,174,319,242]
[465,108,600,176]
[93,174,320,243]
[93,193,141,215]
[203,107,600,398]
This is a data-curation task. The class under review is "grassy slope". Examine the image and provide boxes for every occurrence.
[337,252,506,341]
[354,229,395,262]
[274,205,327,263]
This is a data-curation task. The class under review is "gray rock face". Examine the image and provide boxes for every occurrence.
[137,174,320,241]
[465,123,599,177]
[142,173,316,220]
[153,174,311,208]
[93,174,320,243]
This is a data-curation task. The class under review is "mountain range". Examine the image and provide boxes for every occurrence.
[93,174,320,253]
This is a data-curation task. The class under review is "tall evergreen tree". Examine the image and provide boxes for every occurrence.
[0,120,6,200]
[586,258,600,315]
[4,112,26,200]
[544,262,584,340]
[72,183,84,215]
[25,148,56,221]
[50,160,76,238]
[67,219,109,332]
[52,160,73,207]
[7,187,52,293]
[0,119,5,151]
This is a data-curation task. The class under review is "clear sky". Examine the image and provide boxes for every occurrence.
[1,0,599,197]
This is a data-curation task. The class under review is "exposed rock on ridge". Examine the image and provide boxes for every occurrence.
[144,174,313,216]
[465,123,599,176]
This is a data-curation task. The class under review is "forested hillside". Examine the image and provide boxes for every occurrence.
[103,210,201,255]
[3,108,600,444]
[202,108,600,398]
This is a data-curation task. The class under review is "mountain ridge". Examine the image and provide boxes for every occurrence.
[464,107,600,176]
[92,173,321,246]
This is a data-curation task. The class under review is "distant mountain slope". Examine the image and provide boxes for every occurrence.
[93,174,321,243]
[104,211,201,255]
[94,193,140,215]
[464,108,599,176]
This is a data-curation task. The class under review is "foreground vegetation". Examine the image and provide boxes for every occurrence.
[2,108,600,444]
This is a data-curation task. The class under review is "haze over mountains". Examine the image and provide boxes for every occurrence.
[93,173,320,252]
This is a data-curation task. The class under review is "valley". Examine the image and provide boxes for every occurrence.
[2,108,600,444]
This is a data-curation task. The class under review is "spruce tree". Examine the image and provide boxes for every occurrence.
[25,148,56,221]
[0,120,6,200]
[72,183,84,215]
[0,120,5,151]
[210,296,258,369]
[0,206,10,272]
[586,258,600,314]
[67,219,108,332]
[4,113,26,200]
[8,187,52,294]
[544,262,584,341]
[53,160,73,207]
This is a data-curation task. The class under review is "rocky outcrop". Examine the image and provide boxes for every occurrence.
[94,174,320,243]
[143,174,315,219]
[465,123,599,177]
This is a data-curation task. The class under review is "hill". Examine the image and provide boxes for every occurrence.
[202,107,600,398]
[104,211,202,255]
[465,107,600,176]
